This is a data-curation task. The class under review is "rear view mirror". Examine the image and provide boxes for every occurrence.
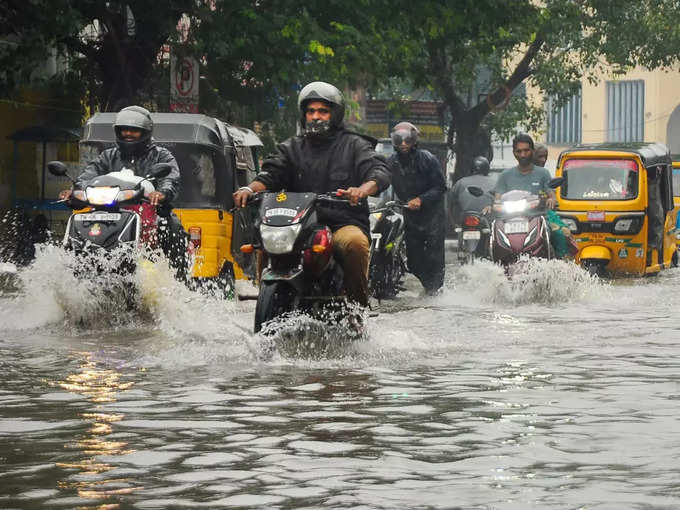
[549,177,564,189]
[47,161,69,177]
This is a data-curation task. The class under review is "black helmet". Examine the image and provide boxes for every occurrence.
[113,105,153,157]
[298,81,345,136]
[390,122,419,151]
[472,156,490,176]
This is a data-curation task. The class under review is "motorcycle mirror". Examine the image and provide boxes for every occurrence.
[47,161,68,177]
[47,161,76,183]
[467,186,484,197]
[148,163,172,179]
[549,176,564,189]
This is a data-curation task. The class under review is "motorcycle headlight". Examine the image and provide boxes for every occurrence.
[260,224,302,254]
[86,186,120,205]
[116,189,138,202]
[503,199,527,214]
[369,211,382,231]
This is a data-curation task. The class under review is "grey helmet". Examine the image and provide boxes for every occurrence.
[113,105,153,157]
[472,156,490,176]
[297,81,345,136]
[391,121,419,152]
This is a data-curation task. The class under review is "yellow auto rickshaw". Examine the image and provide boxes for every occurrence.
[555,143,676,276]
[80,113,263,294]
[671,156,680,253]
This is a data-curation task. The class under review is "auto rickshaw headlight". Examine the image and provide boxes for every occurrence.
[260,224,302,254]
[613,217,642,235]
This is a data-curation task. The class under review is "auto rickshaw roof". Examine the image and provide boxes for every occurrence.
[81,112,262,150]
[559,142,671,168]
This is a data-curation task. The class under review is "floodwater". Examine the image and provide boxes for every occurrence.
[2,244,680,509]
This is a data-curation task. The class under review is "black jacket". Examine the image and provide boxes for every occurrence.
[254,128,391,236]
[388,148,446,229]
[76,143,181,202]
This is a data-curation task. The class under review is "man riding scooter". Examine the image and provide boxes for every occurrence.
[59,105,187,277]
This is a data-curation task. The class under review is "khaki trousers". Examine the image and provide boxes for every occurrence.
[332,225,370,306]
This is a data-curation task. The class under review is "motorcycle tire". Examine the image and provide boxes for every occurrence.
[254,281,298,333]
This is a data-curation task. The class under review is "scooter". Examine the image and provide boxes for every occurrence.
[48,160,173,273]
[489,189,553,265]
[468,177,563,267]
[368,200,406,299]
[455,210,491,264]
[240,191,361,334]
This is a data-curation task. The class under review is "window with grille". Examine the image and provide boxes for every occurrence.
[606,80,645,142]
[547,90,582,145]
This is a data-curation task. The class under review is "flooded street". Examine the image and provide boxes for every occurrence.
[2,246,680,509]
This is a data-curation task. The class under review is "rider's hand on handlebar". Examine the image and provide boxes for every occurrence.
[148,191,165,206]
[546,196,556,210]
[233,187,253,208]
[406,197,422,211]
[336,187,367,206]
[59,189,72,201]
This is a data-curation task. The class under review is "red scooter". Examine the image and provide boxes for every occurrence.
[468,177,563,267]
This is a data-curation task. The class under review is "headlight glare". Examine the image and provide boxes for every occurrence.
[86,186,120,205]
[503,199,527,214]
[260,224,302,254]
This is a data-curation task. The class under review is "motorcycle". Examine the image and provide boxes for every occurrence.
[468,178,563,267]
[48,160,174,274]
[368,200,406,299]
[241,191,363,334]
[455,209,491,264]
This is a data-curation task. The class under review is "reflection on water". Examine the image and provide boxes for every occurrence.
[54,352,138,506]
[3,246,680,507]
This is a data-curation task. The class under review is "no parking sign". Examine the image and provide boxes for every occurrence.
[170,55,199,113]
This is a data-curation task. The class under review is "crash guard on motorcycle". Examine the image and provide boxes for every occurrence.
[555,142,676,276]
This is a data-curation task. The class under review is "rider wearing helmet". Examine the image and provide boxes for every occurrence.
[233,81,391,307]
[59,105,185,276]
[449,155,496,226]
[387,121,447,295]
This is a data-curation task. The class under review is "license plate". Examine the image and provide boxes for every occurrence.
[504,221,528,234]
[74,212,121,222]
[462,230,481,240]
[587,210,606,222]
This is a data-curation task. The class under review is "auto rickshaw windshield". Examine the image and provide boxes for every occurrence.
[561,159,639,201]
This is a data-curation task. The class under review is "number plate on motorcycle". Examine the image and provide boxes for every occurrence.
[587,210,606,222]
[265,207,298,218]
[504,221,528,234]
[462,230,481,240]
[74,212,121,222]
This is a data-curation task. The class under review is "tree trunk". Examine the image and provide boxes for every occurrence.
[451,112,493,183]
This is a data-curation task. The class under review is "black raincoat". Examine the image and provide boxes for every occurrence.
[387,148,447,293]
[254,128,391,237]
[77,143,181,204]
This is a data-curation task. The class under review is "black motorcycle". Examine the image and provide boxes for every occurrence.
[455,209,491,264]
[368,200,406,299]
[243,191,362,334]
[48,160,174,273]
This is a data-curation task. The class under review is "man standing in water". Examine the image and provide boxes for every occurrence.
[387,122,447,295]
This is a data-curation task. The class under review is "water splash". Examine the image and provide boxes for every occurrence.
[448,257,609,306]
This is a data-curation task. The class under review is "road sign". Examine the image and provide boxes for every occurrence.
[170,55,199,113]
